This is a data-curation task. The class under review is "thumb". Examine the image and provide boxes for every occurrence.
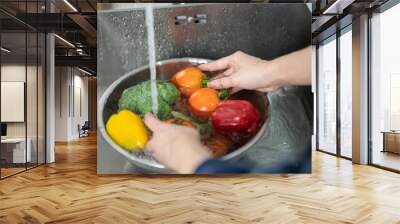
[207,76,235,89]
[144,113,165,132]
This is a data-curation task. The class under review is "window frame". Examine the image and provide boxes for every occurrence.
[315,24,353,160]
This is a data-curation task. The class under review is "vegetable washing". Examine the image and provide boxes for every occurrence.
[106,66,263,157]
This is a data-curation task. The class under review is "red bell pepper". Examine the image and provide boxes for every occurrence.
[211,100,261,143]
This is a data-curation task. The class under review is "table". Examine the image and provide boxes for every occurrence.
[381,131,400,154]
[1,138,31,163]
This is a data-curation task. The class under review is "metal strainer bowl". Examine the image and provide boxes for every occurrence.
[98,58,269,173]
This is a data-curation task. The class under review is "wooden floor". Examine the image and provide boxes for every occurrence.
[372,150,400,171]
[1,136,400,224]
[1,167,26,178]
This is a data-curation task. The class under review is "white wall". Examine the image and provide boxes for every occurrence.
[55,67,69,141]
[54,67,89,141]
[72,73,89,138]
[1,65,41,138]
[1,63,46,164]
[1,65,26,139]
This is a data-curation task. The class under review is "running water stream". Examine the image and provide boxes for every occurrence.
[145,6,158,117]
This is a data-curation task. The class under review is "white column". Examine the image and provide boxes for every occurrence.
[46,32,55,163]
[352,14,369,164]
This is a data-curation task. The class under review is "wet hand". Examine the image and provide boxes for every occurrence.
[198,51,284,92]
[144,113,212,174]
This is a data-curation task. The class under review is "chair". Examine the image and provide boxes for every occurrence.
[78,121,90,138]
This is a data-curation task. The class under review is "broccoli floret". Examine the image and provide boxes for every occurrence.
[118,80,179,120]
[158,81,180,105]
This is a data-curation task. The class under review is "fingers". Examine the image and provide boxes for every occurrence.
[198,54,235,72]
[144,113,165,132]
[207,76,235,89]
[210,73,226,81]
[230,87,242,94]
[145,139,156,153]
[256,85,281,92]
[223,67,235,76]
[207,68,236,90]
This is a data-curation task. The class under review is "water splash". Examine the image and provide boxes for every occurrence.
[145,5,158,116]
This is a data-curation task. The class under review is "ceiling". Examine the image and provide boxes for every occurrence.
[1,0,97,73]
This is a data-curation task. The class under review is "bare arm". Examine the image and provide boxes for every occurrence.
[198,46,311,92]
[269,46,311,86]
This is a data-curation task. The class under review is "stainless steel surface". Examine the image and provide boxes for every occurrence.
[97,3,312,174]
[98,58,269,173]
[98,3,175,11]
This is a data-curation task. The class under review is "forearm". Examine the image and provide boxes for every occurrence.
[268,46,311,86]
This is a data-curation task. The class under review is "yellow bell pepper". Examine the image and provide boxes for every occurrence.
[106,110,148,151]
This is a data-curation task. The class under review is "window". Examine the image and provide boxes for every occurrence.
[339,27,352,158]
[0,2,47,179]
[317,36,337,154]
[370,2,400,171]
[317,26,353,159]
[390,74,400,130]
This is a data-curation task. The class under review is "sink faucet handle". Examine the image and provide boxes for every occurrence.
[175,14,207,25]
[175,15,188,25]
[194,14,207,24]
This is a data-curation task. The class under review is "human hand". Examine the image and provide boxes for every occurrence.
[144,113,212,174]
[198,51,284,92]
[199,47,312,91]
